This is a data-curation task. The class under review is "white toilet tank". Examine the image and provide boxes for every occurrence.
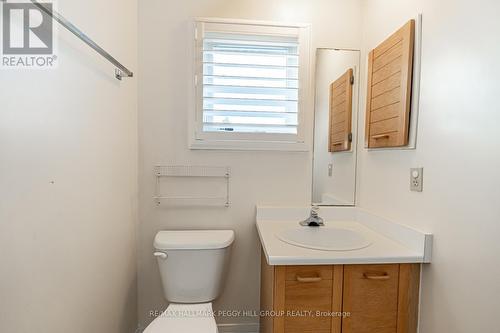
[153,230,234,303]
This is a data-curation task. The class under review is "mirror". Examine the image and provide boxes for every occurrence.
[312,49,360,206]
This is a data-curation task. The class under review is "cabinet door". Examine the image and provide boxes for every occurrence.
[365,20,415,148]
[284,278,333,333]
[285,266,333,333]
[329,68,354,152]
[273,266,341,333]
[342,264,400,333]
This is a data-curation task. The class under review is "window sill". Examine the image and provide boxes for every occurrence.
[189,139,310,152]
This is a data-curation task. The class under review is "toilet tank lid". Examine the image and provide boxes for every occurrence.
[154,230,235,250]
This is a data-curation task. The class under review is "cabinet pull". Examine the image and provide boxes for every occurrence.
[296,275,322,283]
[333,141,344,146]
[372,134,391,140]
[363,272,390,280]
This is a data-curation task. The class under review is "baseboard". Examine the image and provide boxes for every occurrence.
[217,322,259,333]
[136,321,259,333]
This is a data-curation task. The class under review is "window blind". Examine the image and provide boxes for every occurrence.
[202,32,300,134]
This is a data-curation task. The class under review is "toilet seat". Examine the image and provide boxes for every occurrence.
[144,303,218,333]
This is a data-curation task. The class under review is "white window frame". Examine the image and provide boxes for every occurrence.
[189,18,312,151]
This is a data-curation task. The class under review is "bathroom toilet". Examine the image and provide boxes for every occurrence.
[144,230,235,333]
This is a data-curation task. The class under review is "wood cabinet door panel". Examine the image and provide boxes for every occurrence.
[284,279,333,333]
[365,20,415,148]
[329,68,353,152]
[342,264,400,333]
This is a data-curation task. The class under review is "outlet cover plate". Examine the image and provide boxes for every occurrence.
[410,168,423,192]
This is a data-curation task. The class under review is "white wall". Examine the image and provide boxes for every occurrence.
[357,0,500,332]
[0,0,138,332]
[138,0,362,329]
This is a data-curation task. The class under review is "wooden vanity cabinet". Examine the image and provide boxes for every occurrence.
[260,255,420,333]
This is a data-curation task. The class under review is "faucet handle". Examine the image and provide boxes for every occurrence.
[299,205,324,227]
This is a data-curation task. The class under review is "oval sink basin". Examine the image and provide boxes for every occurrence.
[276,227,372,251]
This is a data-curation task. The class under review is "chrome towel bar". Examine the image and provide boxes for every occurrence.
[1,0,134,80]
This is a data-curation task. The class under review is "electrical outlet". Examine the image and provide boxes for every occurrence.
[410,168,423,192]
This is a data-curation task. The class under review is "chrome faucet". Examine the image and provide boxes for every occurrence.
[300,206,325,227]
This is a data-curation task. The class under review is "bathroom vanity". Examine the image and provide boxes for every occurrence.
[256,207,432,333]
[260,260,420,333]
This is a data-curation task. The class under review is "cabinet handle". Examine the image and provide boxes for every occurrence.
[372,134,391,140]
[363,272,390,280]
[296,275,322,283]
[333,141,344,146]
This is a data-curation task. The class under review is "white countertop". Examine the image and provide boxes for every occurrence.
[256,206,432,266]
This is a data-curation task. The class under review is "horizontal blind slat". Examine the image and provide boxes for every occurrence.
[203,109,297,115]
[203,122,297,127]
[204,39,299,48]
[204,125,296,134]
[203,50,299,57]
[203,85,298,101]
[203,96,298,102]
[204,83,298,90]
[203,62,299,69]
[204,74,298,81]
[204,105,297,113]
[204,111,298,122]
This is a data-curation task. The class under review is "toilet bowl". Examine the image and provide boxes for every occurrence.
[144,230,234,333]
[143,303,218,333]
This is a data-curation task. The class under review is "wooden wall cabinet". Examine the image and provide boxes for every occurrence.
[365,20,415,148]
[260,255,420,333]
[329,68,354,152]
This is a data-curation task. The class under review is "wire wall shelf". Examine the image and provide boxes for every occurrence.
[154,165,231,207]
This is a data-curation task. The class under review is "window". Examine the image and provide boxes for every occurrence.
[191,19,311,150]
